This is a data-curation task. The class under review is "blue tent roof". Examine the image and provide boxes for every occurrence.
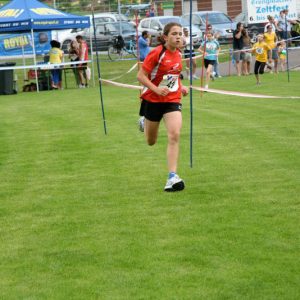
[0,0,90,32]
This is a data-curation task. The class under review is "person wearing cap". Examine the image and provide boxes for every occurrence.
[182,27,198,79]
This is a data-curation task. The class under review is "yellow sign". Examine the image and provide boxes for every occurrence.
[4,35,30,49]
[30,8,65,16]
[0,9,24,18]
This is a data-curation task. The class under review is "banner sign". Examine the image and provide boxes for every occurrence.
[247,0,297,24]
[0,31,51,56]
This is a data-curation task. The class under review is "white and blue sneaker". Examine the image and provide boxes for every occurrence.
[164,174,185,192]
[138,116,145,132]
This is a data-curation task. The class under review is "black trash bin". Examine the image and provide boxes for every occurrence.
[0,62,16,95]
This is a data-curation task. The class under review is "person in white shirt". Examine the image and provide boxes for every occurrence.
[182,28,198,79]
[264,15,277,33]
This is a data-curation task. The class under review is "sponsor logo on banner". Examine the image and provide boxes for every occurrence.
[0,31,51,56]
[0,9,24,18]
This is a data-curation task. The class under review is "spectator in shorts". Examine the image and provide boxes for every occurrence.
[68,40,80,86]
[252,34,271,85]
[233,22,244,76]
[264,24,278,73]
[182,28,198,79]
[241,27,252,75]
[198,31,220,89]
[76,35,89,88]
[278,40,287,71]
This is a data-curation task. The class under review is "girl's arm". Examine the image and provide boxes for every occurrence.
[137,68,169,96]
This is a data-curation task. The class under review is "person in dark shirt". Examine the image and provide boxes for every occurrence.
[233,22,244,76]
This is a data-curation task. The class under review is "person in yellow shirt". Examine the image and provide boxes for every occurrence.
[49,40,63,89]
[263,24,278,73]
[252,34,271,85]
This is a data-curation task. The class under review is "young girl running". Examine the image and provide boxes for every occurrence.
[137,22,188,192]
[252,34,271,85]
[198,31,220,89]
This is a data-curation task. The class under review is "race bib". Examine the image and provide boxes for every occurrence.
[256,47,263,54]
[160,74,179,92]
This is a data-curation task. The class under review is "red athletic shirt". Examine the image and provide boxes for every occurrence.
[80,41,89,61]
[141,45,182,103]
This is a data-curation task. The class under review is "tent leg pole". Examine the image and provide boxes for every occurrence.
[31,29,39,92]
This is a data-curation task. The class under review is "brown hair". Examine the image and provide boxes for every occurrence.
[157,22,182,45]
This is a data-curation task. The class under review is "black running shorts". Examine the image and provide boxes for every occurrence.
[204,59,216,69]
[139,99,182,122]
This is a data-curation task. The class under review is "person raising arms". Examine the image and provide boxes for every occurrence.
[137,22,189,192]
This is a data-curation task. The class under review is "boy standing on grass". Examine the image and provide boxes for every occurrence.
[252,34,271,85]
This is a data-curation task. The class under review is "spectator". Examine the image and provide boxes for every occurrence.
[264,24,278,73]
[76,35,89,88]
[291,19,300,46]
[138,31,151,62]
[149,5,155,17]
[68,40,80,87]
[264,15,277,32]
[277,9,296,42]
[49,40,63,89]
[278,40,287,71]
[241,27,252,75]
[233,22,244,76]
[213,32,222,78]
[182,28,198,79]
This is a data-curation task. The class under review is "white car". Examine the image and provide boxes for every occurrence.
[138,16,202,47]
[182,11,236,44]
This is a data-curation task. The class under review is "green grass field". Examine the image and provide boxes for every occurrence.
[1,66,300,299]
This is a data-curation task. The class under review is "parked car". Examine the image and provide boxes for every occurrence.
[54,13,129,53]
[182,11,236,44]
[234,12,265,38]
[82,21,136,52]
[138,16,202,47]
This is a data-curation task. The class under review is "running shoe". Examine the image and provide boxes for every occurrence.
[164,174,185,192]
[138,116,145,132]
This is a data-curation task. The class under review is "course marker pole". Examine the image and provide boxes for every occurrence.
[92,8,107,135]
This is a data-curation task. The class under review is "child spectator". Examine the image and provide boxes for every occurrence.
[278,40,287,71]
[49,40,63,89]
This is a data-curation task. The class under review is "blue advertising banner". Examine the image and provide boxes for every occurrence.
[0,0,90,32]
[247,0,297,23]
[0,31,51,56]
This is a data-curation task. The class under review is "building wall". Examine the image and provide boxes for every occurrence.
[227,0,242,18]
[197,0,212,11]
